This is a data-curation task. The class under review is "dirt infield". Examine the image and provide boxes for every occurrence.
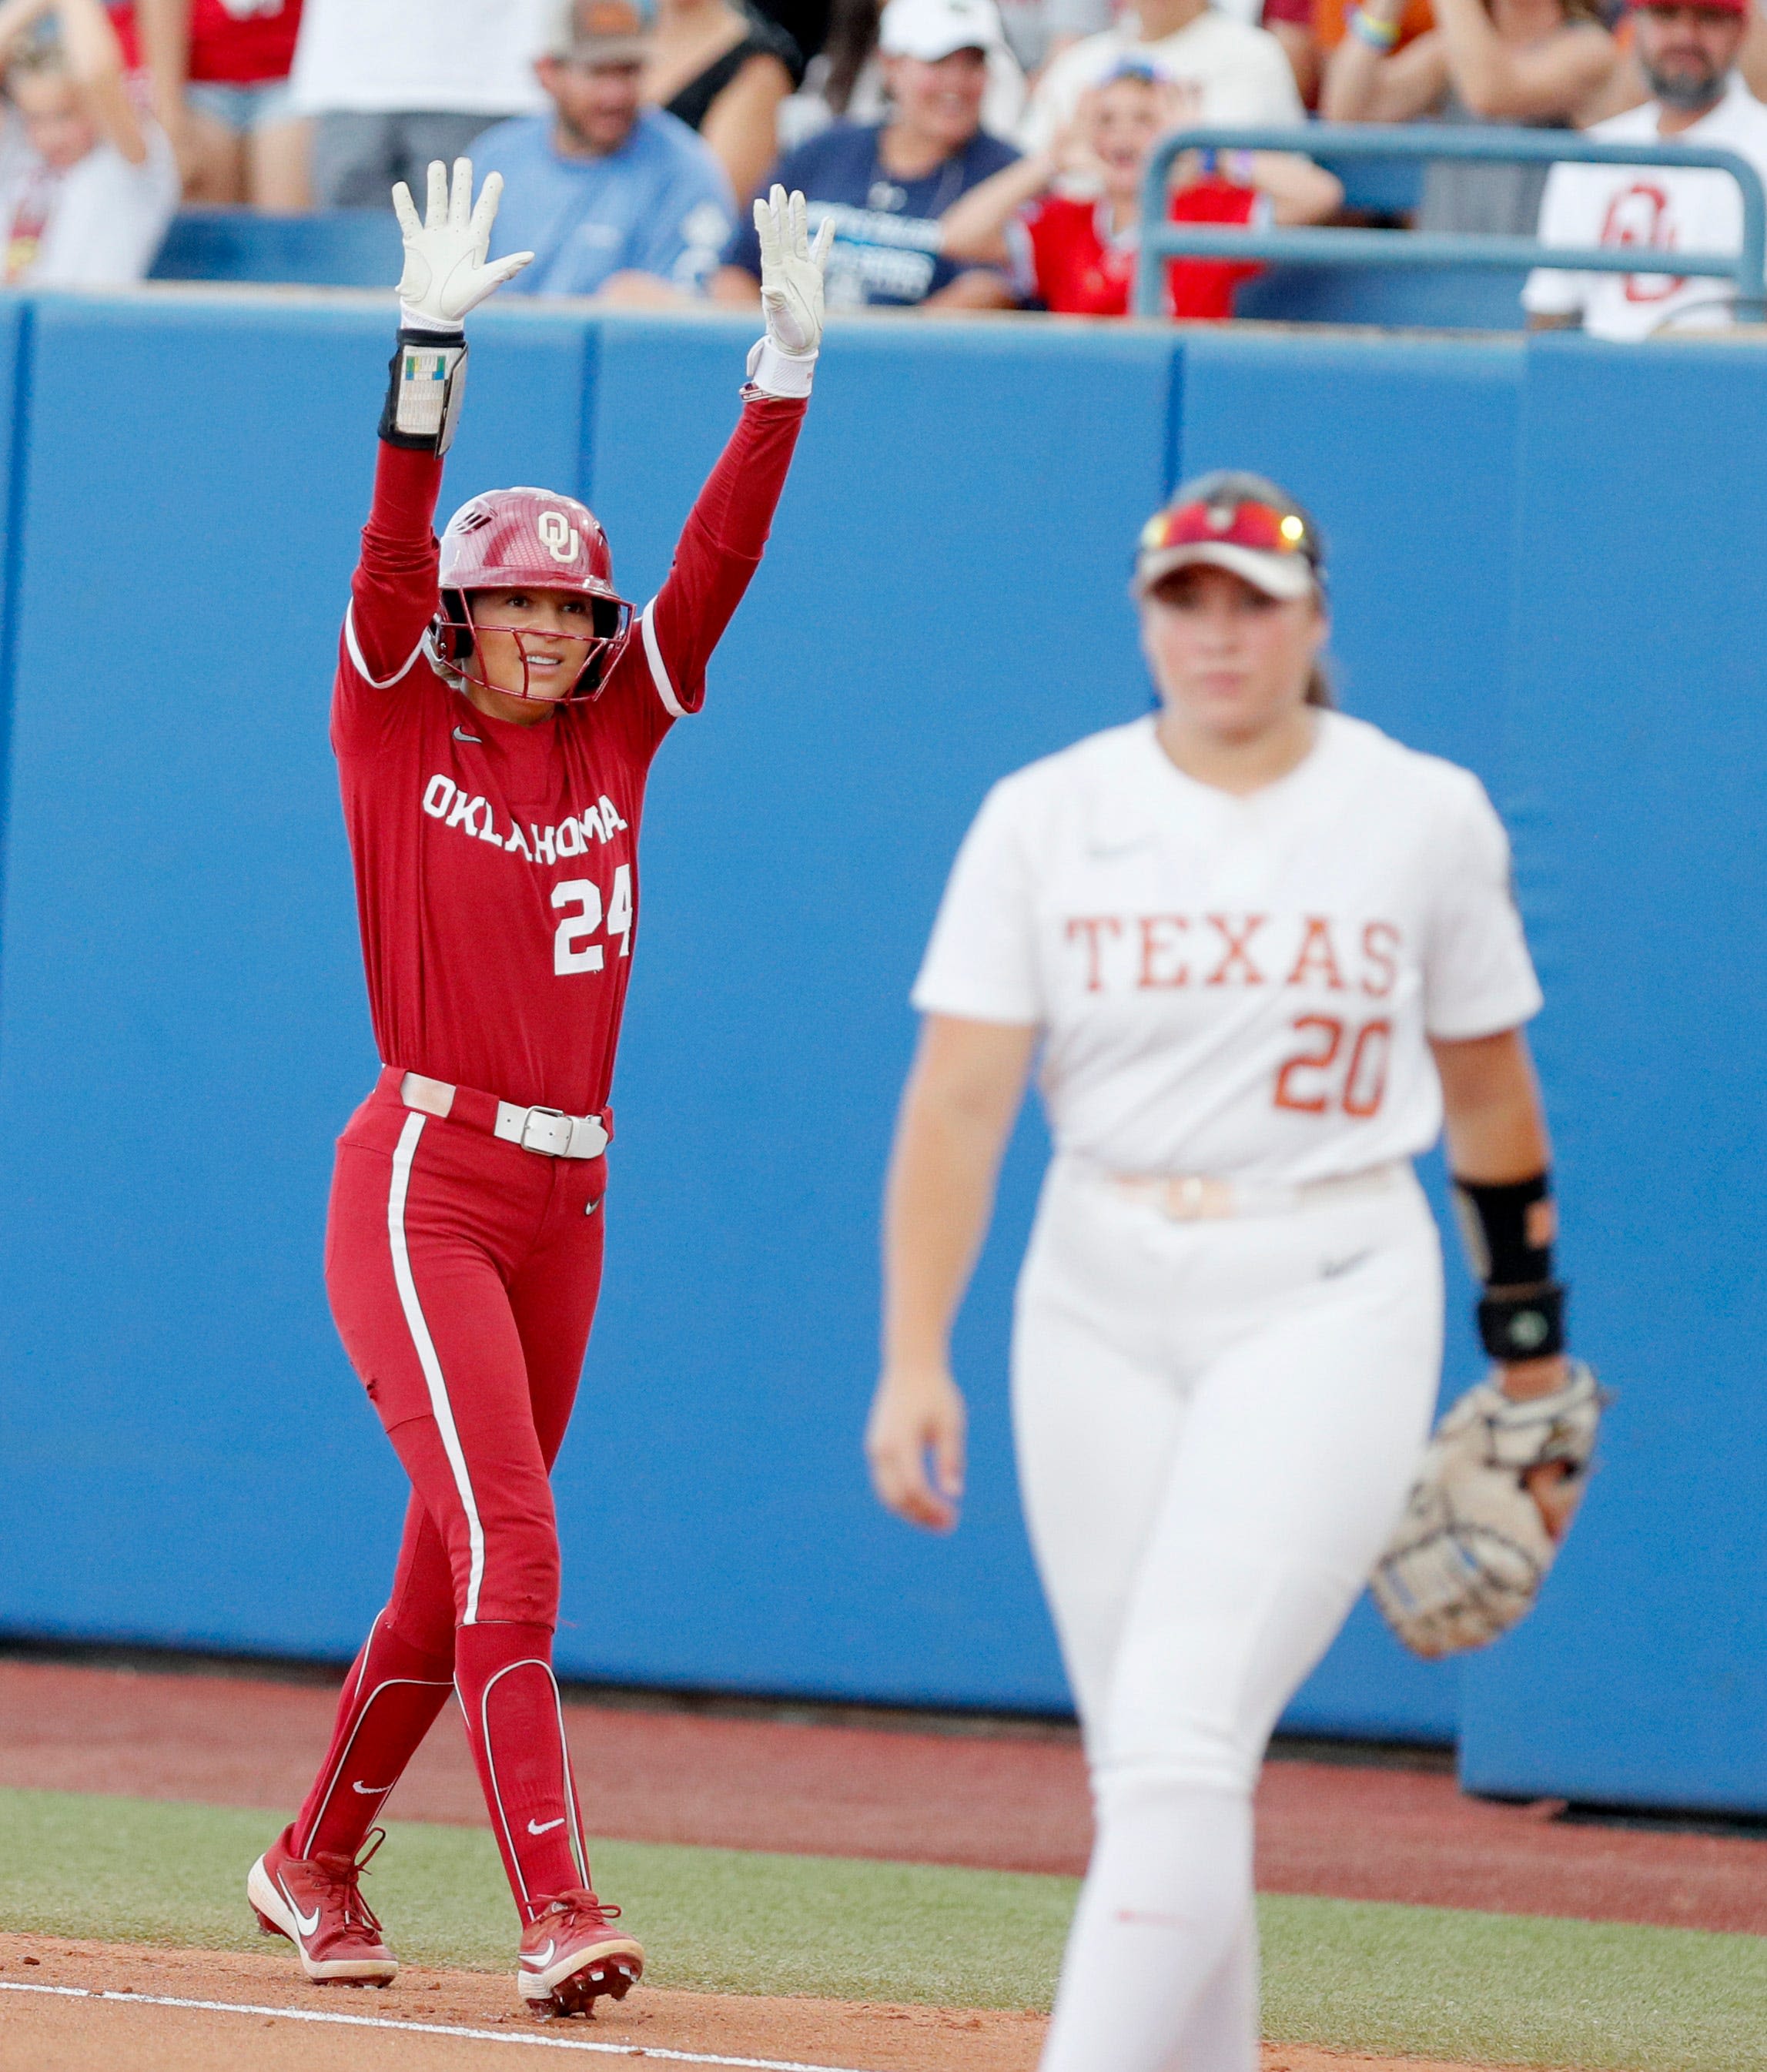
[5,1659,1765,1933]
[0,1935,1541,2072]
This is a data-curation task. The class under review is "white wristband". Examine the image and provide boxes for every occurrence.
[400,302,467,336]
[745,336,816,399]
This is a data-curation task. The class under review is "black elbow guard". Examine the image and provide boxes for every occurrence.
[380,327,468,455]
[1452,1173,1567,1361]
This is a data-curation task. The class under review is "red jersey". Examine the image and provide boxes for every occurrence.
[333,395,806,1120]
[1015,180,1266,323]
[189,0,301,84]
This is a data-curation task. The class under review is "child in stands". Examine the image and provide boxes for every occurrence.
[0,0,178,284]
[938,58,1337,319]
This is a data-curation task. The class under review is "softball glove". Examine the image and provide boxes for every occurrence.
[1370,1361,1601,1659]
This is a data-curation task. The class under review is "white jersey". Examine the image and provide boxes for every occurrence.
[911,711,1541,1184]
[1016,12,1303,156]
[1522,79,1767,341]
[289,0,552,117]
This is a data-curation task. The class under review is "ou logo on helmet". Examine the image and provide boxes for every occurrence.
[537,509,581,564]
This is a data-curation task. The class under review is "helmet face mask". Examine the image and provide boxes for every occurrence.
[436,587,634,704]
[427,486,634,704]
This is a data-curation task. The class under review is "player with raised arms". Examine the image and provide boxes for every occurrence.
[865,476,1600,2072]
[245,158,831,2018]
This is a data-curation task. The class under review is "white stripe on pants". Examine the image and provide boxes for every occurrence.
[1013,1157,1443,2072]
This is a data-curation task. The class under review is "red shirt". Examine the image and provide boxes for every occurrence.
[1017,179,1265,322]
[333,395,806,1119]
[188,0,302,84]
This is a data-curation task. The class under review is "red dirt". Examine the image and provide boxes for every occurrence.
[4,1659,1765,1934]
[0,1935,1550,2072]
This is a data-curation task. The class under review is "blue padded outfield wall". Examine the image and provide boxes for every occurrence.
[2,289,1765,1813]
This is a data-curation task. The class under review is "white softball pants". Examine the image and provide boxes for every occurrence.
[1013,1157,1444,2072]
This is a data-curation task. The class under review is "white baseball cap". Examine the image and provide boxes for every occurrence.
[878,0,1006,61]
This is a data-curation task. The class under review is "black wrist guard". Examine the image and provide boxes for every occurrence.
[1478,1282,1566,1361]
[380,326,467,455]
[1451,1173,1554,1284]
[1454,1172,1566,1361]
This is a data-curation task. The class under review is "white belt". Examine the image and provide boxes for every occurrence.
[398,1070,610,1160]
[1107,1161,1403,1222]
[493,1103,609,1160]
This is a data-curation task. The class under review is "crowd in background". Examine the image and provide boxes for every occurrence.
[2,0,1765,335]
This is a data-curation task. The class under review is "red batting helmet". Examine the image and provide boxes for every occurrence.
[428,486,634,703]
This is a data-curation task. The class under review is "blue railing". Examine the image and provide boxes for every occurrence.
[1134,124,1767,322]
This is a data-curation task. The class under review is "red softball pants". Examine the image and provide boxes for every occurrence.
[285,1071,607,1921]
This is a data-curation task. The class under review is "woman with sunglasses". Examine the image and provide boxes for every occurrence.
[865,472,1594,2071]
[246,162,830,2018]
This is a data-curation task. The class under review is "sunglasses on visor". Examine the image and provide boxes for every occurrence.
[1140,498,1317,561]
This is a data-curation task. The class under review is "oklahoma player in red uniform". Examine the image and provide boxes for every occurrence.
[246,160,831,2018]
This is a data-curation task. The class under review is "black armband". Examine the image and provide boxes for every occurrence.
[1452,1173,1567,1361]
[380,326,467,456]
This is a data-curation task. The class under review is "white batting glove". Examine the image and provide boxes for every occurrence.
[392,158,533,333]
[746,185,834,399]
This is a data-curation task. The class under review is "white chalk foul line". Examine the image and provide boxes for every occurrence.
[0,1979,874,2072]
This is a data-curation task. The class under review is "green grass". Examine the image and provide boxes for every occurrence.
[6,1787,1767,2071]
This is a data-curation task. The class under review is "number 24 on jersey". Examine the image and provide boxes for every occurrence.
[552,867,632,975]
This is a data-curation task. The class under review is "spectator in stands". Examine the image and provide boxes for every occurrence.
[289,0,550,208]
[1321,0,1621,234]
[136,0,307,209]
[940,59,1340,313]
[714,0,1020,309]
[479,0,736,296]
[1525,0,1767,335]
[648,0,803,202]
[1019,0,1308,155]
[0,0,178,283]
[1310,0,1433,107]
[778,0,1031,151]
[1254,0,1324,106]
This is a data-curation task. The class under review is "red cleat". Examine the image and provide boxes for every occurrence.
[517,1888,644,2014]
[248,1826,399,1986]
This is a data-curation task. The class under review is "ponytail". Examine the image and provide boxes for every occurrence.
[1305,658,1336,710]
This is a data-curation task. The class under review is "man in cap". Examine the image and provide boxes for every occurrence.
[477,0,737,296]
[714,0,1021,310]
[1525,0,1767,337]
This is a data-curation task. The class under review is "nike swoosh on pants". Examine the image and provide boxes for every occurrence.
[527,1816,566,1836]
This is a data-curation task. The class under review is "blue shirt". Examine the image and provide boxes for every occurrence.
[479,110,737,296]
[723,122,1019,308]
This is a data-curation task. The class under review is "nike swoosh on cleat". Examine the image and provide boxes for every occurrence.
[527,1816,566,1836]
[351,1781,393,1795]
[280,1878,321,1940]
[453,725,482,743]
[520,1941,557,1969]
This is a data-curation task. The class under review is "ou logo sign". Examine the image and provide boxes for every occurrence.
[537,509,581,564]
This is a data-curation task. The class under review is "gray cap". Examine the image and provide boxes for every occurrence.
[545,0,655,62]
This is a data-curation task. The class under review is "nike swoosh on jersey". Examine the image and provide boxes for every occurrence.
[527,1816,566,1836]
[453,725,482,743]
[1321,1249,1374,1280]
[521,1940,557,1969]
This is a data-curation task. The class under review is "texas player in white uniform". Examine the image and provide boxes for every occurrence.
[865,474,1591,2072]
